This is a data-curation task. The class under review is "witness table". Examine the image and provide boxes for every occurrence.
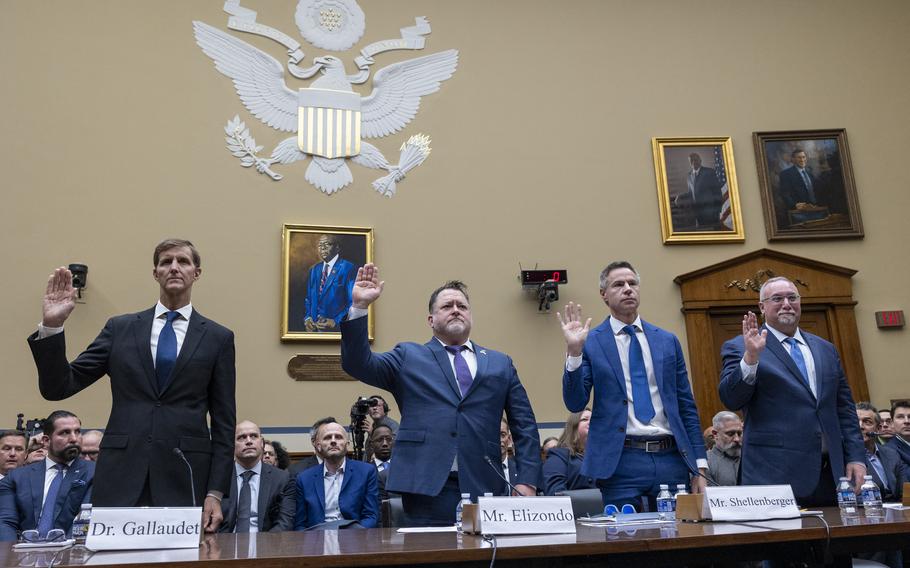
[2,508,908,567]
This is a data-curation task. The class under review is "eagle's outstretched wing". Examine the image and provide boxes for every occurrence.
[193,21,298,133]
[360,50,458,139]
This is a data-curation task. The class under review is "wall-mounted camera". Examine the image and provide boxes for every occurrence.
[520,269,568,312]
[69,263,88,299]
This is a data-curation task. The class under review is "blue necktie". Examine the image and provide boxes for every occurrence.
[623,325,655,424]
[445,345,473,397]
[784,337,811,390]
[156,311,179,392]
[37,464,65,537]
[867,452,889,491]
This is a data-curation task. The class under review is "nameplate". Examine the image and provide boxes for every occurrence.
[85,507,202,551]
[704,485,799,521]
[475,497,575,535]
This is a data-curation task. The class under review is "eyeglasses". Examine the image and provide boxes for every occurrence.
[604,503,637,516]
[761,294,801,304]
[20,528,66,543]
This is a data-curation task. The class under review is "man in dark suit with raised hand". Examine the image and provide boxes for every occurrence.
[341,265,541,526]
[559,261,707,511]
[28,238,235,532]
[220,420,295,533]
[719,276,865,506]
[0,411,94,541]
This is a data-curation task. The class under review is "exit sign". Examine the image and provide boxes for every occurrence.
[875,310,905,328]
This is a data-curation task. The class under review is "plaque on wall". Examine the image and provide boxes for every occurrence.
[287,354,354,381]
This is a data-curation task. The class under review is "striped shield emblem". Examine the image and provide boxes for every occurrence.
[297,88,362,159]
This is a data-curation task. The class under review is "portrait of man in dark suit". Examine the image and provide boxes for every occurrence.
[27,239,235,532]
[664,145,734,234]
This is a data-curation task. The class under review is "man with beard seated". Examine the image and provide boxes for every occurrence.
[706,411,742,486]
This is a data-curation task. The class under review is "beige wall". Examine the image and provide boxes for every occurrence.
[2,1,908,448]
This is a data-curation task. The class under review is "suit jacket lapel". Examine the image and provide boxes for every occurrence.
[312,468,326,519]
[54,461,80,524]
[132,308,158,396]
[426,339,463,400]
[462,343,488,400]
[594,318,627,395]
[257,466,271,527]
[763,326,814,398]
[164,310,208,396]
[641,320,665,393]
[29,464,45,524]
[803,333,824,402]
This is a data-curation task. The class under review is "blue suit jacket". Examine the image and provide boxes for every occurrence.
[718,327,865,498]
[562,317,706,481]
[304,258,356,326]
[542,447,596,496]
[869,443,907,501]
[0,459,94,541]
[293,459,379,530]
[340,316,541,500]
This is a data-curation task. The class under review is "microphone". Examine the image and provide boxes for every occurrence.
[173,448,197,507]
[693,468,720,488]
[483,455,522,496]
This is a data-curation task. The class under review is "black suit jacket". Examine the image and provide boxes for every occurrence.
[0,459,94,541]
[219,462,296,532]
[28,307,236,506]
[691,167,723,228]
[778,166,818,209]
[867,443,907,502]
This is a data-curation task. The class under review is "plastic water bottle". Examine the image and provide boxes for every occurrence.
[70,503,92,544]
[455,493,472,532]
[675,484,688,496]
[656,484,675,517]
[860,475,883,516]
[837,476,858,517]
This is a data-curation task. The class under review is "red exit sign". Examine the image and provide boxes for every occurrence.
[875,310,905,328]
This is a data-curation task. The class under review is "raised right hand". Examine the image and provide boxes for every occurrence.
[742,311,767,365]
[557,302,591,357]
[352,263,385,309]
[42,267,77,328]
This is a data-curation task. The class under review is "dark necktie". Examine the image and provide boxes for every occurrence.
[444,345,473,397]
[784,337,811,391]
[37,464,65,537]
[236,470,255,533]
[319,264,329,293]
[156,311,179,392]
[623,325,655,424]
[801,170,816,202]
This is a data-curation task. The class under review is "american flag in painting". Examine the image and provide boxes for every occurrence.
[715,146,733,230]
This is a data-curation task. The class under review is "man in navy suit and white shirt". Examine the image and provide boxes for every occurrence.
[559,261,707,510]
[341,265,541,526]
[719,276,865,506]
[0,411,94,541]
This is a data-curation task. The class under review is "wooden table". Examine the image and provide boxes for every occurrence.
[2,508,908,567]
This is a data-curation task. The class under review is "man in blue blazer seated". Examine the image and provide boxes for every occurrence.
[294,421,378,530]
[303,234,357,333]
[559,261,707,510]
[719,276,866,507]
[341,265,542,526]
[0,411,94,541]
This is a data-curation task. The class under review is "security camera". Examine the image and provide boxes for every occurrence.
[519,269,567,312]
[69,264,88,299]
[537,281,559,312]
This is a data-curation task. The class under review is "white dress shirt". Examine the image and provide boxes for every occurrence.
[151,302,193,364]
[233,461,262,532]
[323,460,346,522]
[739,324,817,398]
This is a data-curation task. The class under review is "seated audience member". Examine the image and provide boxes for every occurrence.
[857,403,906,502]
[79,430,102,462]
[703,426,716,451]
[0,411,94,541]
[220,421,295,533]
[0,431,27,481]
[368,424,395,501]
[294,421,379,530]
[25,436,46,465]
[540,437,559,461]
[543,409,595,496]
[888,400,910,468]
[288,417,336,477]
[878,408,895,445]
[263,440,291,470]
[706,411,742,486]
[262,441,277,467]
[500,419,521,494]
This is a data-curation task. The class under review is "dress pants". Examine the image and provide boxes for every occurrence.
[596,445,690,512]
[401,471,461,527]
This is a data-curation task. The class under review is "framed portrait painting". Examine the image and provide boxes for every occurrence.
[281,224,374,341]
[651,137,745,244]
[753,129,863,240]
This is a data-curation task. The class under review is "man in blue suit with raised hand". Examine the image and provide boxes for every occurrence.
[719,276,865,506]
[341,264,541,526]
[0,410,94,541]
[558,261,707,510]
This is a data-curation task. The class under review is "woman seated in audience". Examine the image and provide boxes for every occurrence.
[540,437,559,461]
[542,408,595,495]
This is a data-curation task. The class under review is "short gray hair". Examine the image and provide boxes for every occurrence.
[598,261,640,291]
[712,411,741,429]
[759,276,795,301]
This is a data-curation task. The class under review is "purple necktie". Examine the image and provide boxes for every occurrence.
[445,345,473,397]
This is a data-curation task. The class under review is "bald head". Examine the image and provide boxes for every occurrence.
[234,420,264,467]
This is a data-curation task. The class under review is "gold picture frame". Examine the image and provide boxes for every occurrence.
[651,136,745,244]
[280,224,374,342]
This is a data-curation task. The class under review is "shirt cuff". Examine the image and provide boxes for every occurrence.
[37,322,64,339]
[696,458,708,470]
[739,358,758,385]
[565,354,582,372]
[347,306,369,320]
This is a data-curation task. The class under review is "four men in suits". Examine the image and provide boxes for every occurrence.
[719,276,865,506]
[0,411,94,541]
[341,265,541,526]
[559,261,707,510]
[294,421,379,530]
[220,421,295,533]
[28,239,235,531]
[304,234,357,332]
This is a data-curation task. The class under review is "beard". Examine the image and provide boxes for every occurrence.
[60,445,81,462]
[718,444,741,458]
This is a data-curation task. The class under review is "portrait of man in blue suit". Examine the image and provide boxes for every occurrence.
[304,234,356,332]
[0,411,94,541]
[558,261,707,510]
[719,276,865,506]
[341,265,541,526]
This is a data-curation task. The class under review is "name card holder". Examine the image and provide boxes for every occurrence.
[676,493,709,522]
[903,483,910,507]
[678,485,799,522]
[461,497,575,535]
[86,507,203,551]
